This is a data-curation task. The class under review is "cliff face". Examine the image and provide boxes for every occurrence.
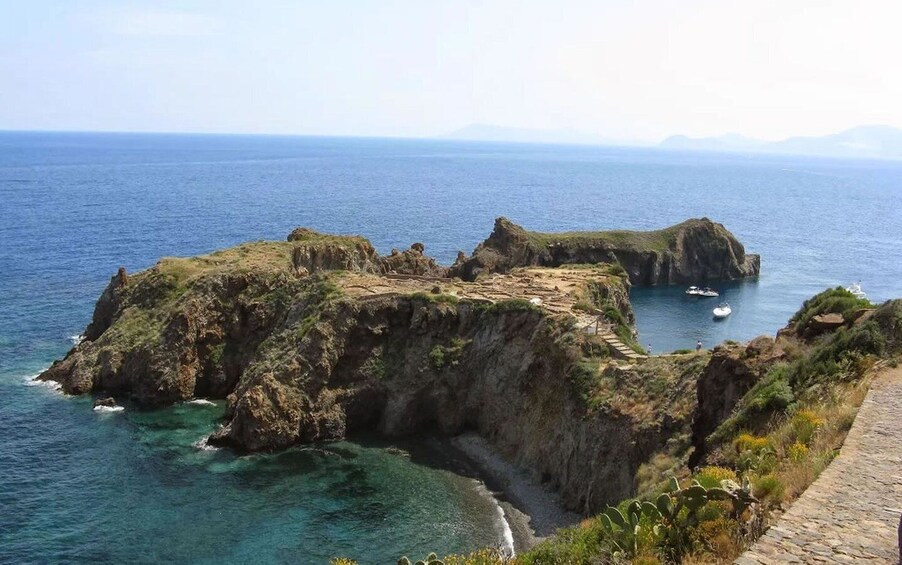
[38,229,700,513]
[690,336,784,464]
[450,217,760,285]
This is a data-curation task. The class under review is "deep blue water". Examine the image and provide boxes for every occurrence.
[2,131,901,562]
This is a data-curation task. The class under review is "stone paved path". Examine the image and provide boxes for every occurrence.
[737,367,902,564]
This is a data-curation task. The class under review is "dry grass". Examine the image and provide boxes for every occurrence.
[154,240,296,280]
[527,225,678,252]
[732,374,872,510]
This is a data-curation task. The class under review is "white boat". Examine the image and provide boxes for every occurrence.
[697,287,719,298]
[685,286,700,295]
[713,303,732,318]
[846,282,867,300]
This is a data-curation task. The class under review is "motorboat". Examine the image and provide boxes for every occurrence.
[713,303,732,319]
[697,287,719,298]
[686,286,719,297]
[846,282,867,300]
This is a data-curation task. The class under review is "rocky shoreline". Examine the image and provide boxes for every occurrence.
[39,218,761,516]
[450,433,581,551]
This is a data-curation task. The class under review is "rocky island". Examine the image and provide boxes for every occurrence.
[40,218,757,509]
[40,217,902,562]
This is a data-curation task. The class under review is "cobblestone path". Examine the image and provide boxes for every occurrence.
[737,367,902,564]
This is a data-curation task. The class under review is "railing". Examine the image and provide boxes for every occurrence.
[581,316,614,336]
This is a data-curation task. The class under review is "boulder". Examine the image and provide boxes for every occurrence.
[809,312,845,333]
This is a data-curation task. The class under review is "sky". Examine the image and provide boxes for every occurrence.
[1,0,901,143]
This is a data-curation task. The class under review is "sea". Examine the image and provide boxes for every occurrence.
[1,131,900,563]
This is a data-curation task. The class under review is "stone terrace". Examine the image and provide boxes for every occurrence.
[341,266,613,322]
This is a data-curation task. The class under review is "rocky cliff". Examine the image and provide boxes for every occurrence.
[36,217,770,516]
[450,217,760,285]
[38,227,707,513]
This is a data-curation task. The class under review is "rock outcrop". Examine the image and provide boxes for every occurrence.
[380,243,448,277]
[450,217,760,285]
[690,336,784,464]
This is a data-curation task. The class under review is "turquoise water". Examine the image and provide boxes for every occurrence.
[1,132,901,562]
[1,381,507,563]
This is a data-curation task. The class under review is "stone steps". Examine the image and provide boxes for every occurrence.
[596,331,647,362]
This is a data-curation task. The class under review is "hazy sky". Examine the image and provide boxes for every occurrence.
[2,0,901,142]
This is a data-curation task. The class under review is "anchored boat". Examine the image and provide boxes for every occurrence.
[687,285,719,297]
[846,282,867,300]
[713,303,732,319]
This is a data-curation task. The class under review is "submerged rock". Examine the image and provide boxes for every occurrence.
[93,397,117,408]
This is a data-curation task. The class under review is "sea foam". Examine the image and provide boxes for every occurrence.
[186,399,216,406]
[493,498,516,556]
[193,436,220,451]
[93,405,125,413]
[23,370,61,392]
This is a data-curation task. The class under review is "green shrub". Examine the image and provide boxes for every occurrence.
[568,359,600,406]
[603,306,627,327]
[790,287,871,335]
[361,351,386,380]
[429,338,470,370]
[790,409,824,445]
[429,346,446,369]
[787,442,809,462]
[788,321,886,389]
[608,263,627,277]
[747,368,795,414]
[208,342,225,365]
[484,298,539,314]
[752,474,785,503]
[694,466,738,489]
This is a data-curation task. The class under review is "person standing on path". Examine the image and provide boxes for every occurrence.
[696,339,702,352]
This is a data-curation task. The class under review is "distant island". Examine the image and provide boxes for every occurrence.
[439,123,902,161]
[660,124,902,160]
[439,123,621,146]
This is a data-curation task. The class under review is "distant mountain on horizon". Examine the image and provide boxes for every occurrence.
[439,123,626,146]
[660,125,902,160]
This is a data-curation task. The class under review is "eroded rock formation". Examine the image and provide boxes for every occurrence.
[450,217,760,285]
